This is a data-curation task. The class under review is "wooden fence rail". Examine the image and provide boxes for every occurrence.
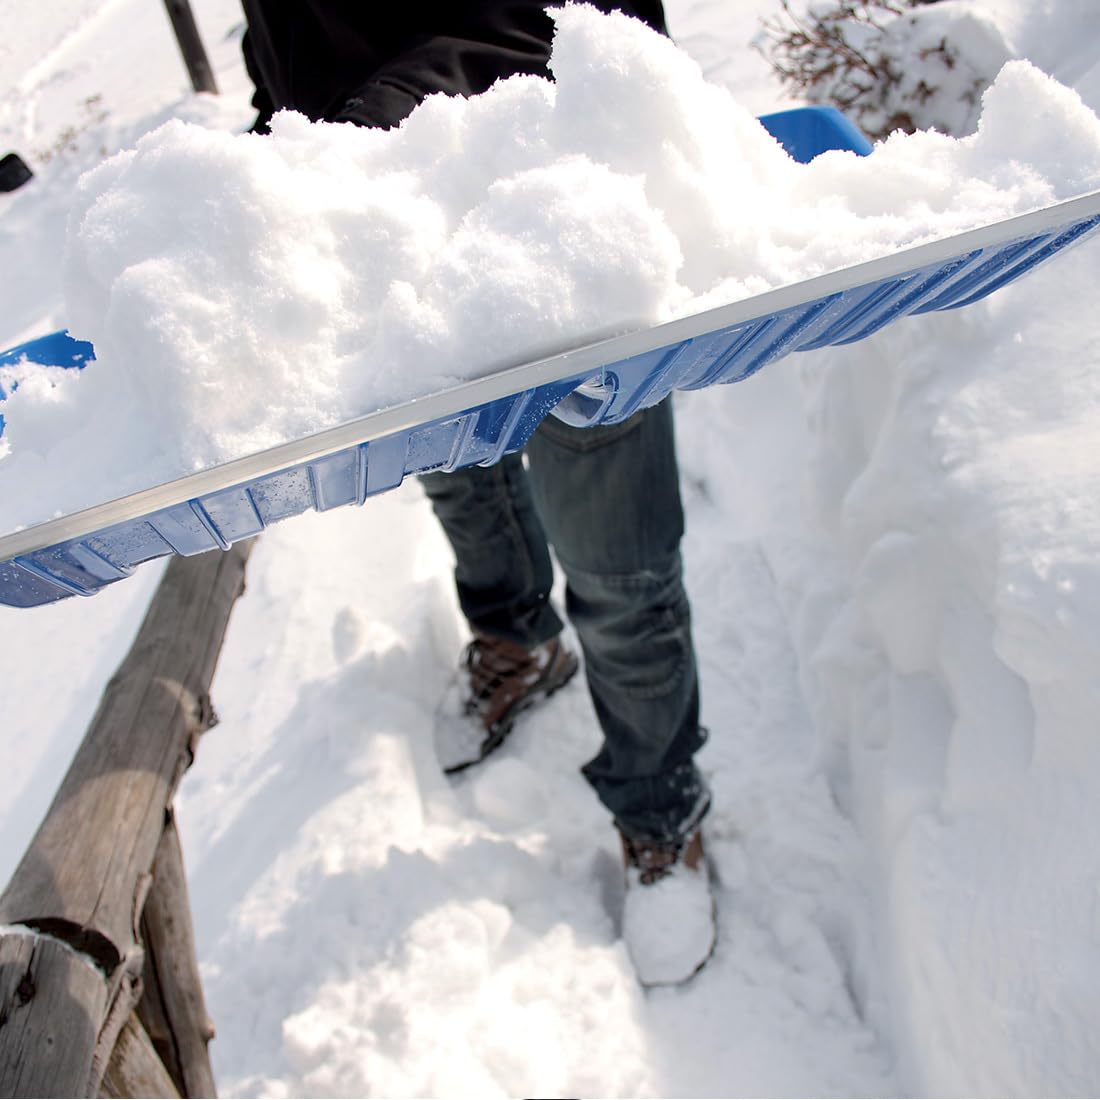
[0,540,253,1097]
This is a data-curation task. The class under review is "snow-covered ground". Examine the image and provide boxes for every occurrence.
[3,1,1100,1096]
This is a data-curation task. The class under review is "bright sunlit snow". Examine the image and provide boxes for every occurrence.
[3,0,1100,1096]
[2,6,1100,533]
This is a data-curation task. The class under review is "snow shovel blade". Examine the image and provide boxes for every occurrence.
[1,187,1099,608]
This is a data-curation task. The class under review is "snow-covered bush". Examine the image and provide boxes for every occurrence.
[759,0,1012,137]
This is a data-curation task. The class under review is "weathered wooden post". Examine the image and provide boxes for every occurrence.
[134,812,217,1098]
[162,0,219,95]
[0,540,252,1097]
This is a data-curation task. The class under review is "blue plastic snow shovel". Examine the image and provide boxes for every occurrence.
[1,108,1098,608]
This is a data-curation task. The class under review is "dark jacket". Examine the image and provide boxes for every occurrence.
[242,0,668,131]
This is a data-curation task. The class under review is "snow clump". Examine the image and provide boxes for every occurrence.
[2,4,1100,532]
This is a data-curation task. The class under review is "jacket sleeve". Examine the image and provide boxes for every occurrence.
[332,1,664,129]
[242,28,277,134]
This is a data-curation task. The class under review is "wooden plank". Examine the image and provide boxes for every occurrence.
[99,1014,180,1100]
[135,936,176,1089]
[89,948,145,1098]
[0,930,107,1098]
[0,543,252,974]
[138,814,217,1098]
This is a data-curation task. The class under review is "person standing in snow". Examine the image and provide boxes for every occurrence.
[240,0,714,986]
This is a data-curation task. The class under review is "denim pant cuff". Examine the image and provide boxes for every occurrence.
[590,765,712,845]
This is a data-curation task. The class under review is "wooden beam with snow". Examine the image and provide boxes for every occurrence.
[0,931,108,1098]
[0,541,252,1096]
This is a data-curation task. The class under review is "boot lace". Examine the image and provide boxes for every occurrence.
[463,634,545,714]
[623,835,683,886]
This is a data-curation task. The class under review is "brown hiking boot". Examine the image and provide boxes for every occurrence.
[433,632,579,774]
[620,828,716,987]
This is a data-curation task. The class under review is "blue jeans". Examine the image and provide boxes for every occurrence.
[420,399,709,843]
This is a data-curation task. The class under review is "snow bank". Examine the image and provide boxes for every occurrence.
[740,6,1100,1089]
[783,235,1100,1092]
[775,238,1100,1098]
[2,5,1100,534]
